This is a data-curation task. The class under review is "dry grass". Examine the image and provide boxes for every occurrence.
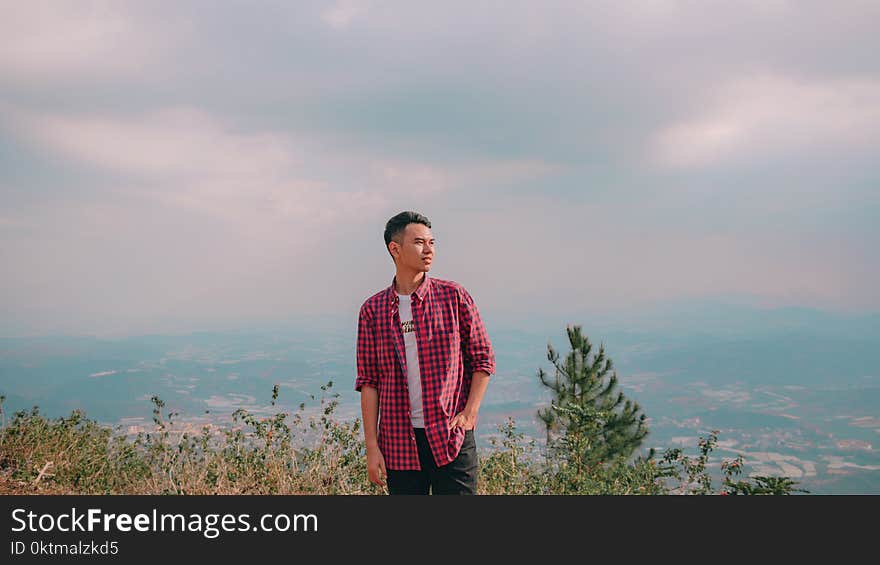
[0,384,798,495]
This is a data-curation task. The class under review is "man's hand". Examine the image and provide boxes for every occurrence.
[448,408,478,431]
[449,372,489,431]
[366,445,387,486]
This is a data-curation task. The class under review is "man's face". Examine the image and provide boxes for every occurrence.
[390,223,434,273]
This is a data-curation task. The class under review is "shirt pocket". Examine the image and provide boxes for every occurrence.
[428,329,460,367]
[428,305,458,338]
[430,322,460,348]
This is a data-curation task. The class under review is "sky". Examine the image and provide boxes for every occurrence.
[1,1,878,338]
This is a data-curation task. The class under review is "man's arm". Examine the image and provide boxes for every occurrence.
[360,385,386,486]
[449,286,496,431]
[355,304,385,486]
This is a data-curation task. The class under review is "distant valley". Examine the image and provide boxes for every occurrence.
[2,318,878,494]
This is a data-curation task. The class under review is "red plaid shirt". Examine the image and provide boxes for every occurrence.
[355,275,495,470]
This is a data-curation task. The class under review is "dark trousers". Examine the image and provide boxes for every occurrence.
[386,428,478,495]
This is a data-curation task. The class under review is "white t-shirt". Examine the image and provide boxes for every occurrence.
[397,293,424,427]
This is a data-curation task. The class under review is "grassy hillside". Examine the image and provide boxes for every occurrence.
[0,385,803,495]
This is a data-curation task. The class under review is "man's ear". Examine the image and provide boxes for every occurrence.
[388,242,399,259]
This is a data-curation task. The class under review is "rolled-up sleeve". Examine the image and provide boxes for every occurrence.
[355,304,380,391]
[458,287,496,376]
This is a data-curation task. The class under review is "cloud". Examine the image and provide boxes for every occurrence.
[8,106,294,178]
[0,1,178,82]
[321,1,369,30]
[651,74,880,169]
[3,103,557,231]
[3,105,337,240]
[442,193,870,319]
[2,2,879,336]
[0,102,561,335]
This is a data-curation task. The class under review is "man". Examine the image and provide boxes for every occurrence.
[355,211,496,495]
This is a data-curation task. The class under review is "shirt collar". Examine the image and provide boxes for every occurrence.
[387,273,431,305]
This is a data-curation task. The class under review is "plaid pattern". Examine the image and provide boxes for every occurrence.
[356,275,495,470]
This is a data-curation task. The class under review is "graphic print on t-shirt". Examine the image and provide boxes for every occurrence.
[397,294,424,427]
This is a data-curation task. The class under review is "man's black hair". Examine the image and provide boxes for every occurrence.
[384,211,431,255]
